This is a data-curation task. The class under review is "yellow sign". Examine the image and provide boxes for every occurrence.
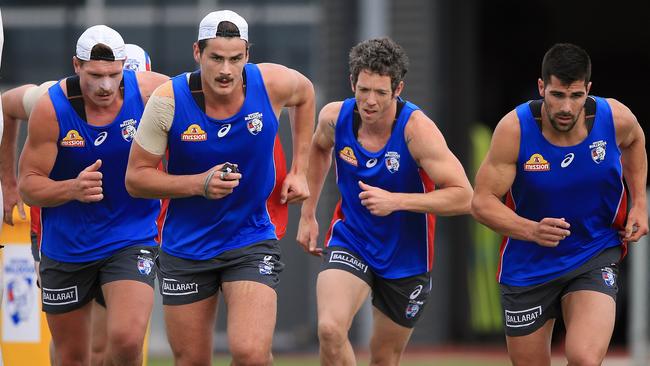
[0,207,52,366]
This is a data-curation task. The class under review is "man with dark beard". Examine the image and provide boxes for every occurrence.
[472,43,648,366]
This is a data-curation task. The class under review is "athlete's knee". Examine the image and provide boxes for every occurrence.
[369,352,402,366]
[318,319,349,347]
[566,350,606,366]
[230,341,272,366]
[107,328,144,361]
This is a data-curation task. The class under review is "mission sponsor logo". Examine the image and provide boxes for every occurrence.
[181,124,207,141]
[329,251,368,273]
[162,278,198,296]
[505,306,542,327]
[339,146,358,167]
[42,286,79,306]
[61,129,85,147]
[524,153,550,171]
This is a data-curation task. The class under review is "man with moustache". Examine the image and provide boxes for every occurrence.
[17,25,167,365]
[125,10,314,365]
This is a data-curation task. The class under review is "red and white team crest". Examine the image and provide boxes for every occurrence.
[384,151,400,173]
[245,112,264,135]
[589,140,607,164]
[120,119,137,142]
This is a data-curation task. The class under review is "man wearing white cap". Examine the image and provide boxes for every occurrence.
[17,25,167,366]
[126,9,315,365]
[0,41,156,366]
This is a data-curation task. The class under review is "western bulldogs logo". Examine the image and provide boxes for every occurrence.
[7,277,34,325]
[601,267,616,287]
[405,303,420,319]
[259,255,275,275]
[589,140,607,164]
[245,112,264,135]
[137,256,154,275]
[120,119,138,142]
[384,151,400,173]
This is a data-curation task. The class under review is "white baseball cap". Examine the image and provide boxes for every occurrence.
[124,44,152,72]
[76,25,126,61]
[198,10,248,42]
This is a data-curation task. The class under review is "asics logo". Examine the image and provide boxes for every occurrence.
[410,285,423,300]
[561,153,575,168]
[366,158,377,168]
[218,124,231,138]
[94,132,108,146]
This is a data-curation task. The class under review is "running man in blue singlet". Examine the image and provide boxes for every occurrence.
[297,37,473,366]
[1,42,156,366]
[125,10,314,365]
[17,26,167,366]
[472,43,648,366]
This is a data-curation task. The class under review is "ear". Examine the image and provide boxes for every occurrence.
[393,80,404,98]
[586,81,592,95]
[349,74,355,93]
[73,56,82,74]
[537,78,545,97]
[193,42,201,64]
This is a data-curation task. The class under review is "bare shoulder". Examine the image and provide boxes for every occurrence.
[606,97,638,129]
[319,101,343,125]
[606,98,642,147]
[487,109,520,163]
[149,79,175,99]
[136,71,170,99]
[404,110,440,137]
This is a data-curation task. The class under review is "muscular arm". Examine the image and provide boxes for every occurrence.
[471,111,570,247]
[403,112,472,215]
[18,93,103,206]
[610,98,648,241]
[296,102,340,256]
[0,85,34,223]
[259,63,315,203]
[126,81,240,199]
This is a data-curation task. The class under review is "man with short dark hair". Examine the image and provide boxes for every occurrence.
[472,43,648,366]
[297,37,473,365]
[125,9,314,365]
[17,25,167,366]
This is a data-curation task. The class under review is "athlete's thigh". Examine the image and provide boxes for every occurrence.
[100,245,157,336]
[562,291,616,362]
[369,307,413,359]
[506,319,555,366]
[222,280,277,349]
[91,300,107,344]
[46,301,94,361]
[317,269,370,329]
[102,280,153,337]
[164,294,219,355]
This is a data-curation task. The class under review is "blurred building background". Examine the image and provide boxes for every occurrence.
[1,0,649,358]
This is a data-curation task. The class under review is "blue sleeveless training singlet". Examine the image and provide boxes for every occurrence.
[325,98,436,279]
[498,96,626,286]
[43,70,160,262]
[161,64,279,260]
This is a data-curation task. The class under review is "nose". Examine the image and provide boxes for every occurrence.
[98,77,113,91]
[219,60,232,76]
